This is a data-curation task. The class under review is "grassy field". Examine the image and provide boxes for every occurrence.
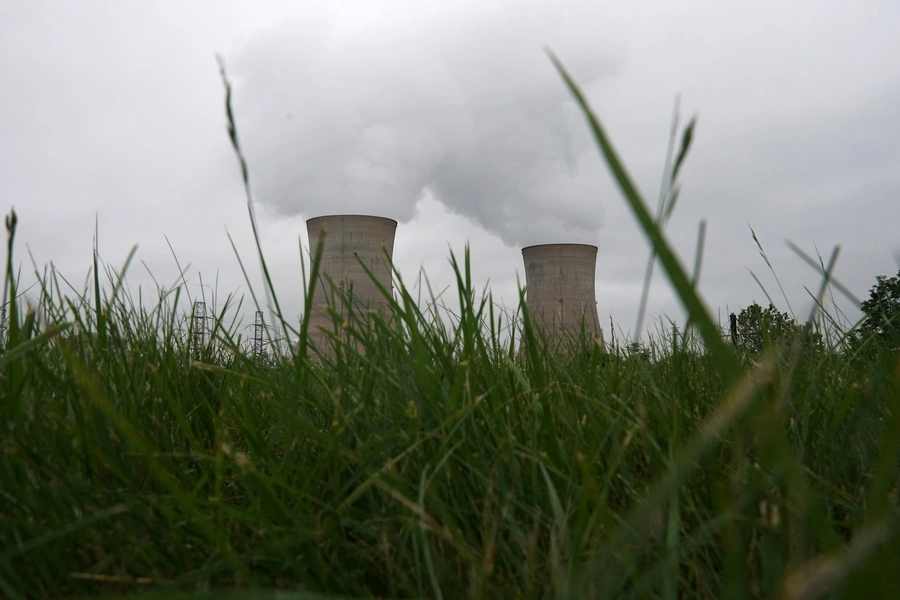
[1,58,899,599]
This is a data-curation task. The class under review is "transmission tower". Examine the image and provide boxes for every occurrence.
[0,306,6,348]
[252,310,265,358]
[193,301,206,354]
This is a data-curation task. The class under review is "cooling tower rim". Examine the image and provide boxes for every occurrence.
[521,243,598,253]
[306,214,398,226]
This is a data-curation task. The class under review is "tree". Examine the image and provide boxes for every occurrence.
[731,302,802,357]
[853,269,900,352]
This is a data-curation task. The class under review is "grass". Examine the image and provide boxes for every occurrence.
[1,55,899,599]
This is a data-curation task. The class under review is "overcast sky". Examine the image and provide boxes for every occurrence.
[3,0,899,344]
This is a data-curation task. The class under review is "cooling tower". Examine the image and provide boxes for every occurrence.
[305,215,397,352]
[522,243,604,347]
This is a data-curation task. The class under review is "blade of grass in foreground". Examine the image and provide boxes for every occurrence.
[787,239,862,307]
[635,98,679,342]
[217,55,290,349]
[547,50,739,383]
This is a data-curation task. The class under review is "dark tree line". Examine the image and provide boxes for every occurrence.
[729,302,815,357]
[730,268,900,358]
[851,269,900,353]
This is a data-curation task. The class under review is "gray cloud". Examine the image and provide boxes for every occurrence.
[3,0,900,342]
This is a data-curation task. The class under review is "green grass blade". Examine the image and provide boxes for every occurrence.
[547,50,739,382]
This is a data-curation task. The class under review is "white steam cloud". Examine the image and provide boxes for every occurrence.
[230,0,625,246]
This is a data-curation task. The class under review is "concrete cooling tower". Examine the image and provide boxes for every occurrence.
[522,243,604,347]
[305,214,397,351]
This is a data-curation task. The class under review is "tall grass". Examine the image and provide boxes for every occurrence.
[0,57,898,599]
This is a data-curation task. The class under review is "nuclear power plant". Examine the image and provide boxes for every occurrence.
[301,215,604,354]
[522,243,604,347]
[305,214,397,351]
